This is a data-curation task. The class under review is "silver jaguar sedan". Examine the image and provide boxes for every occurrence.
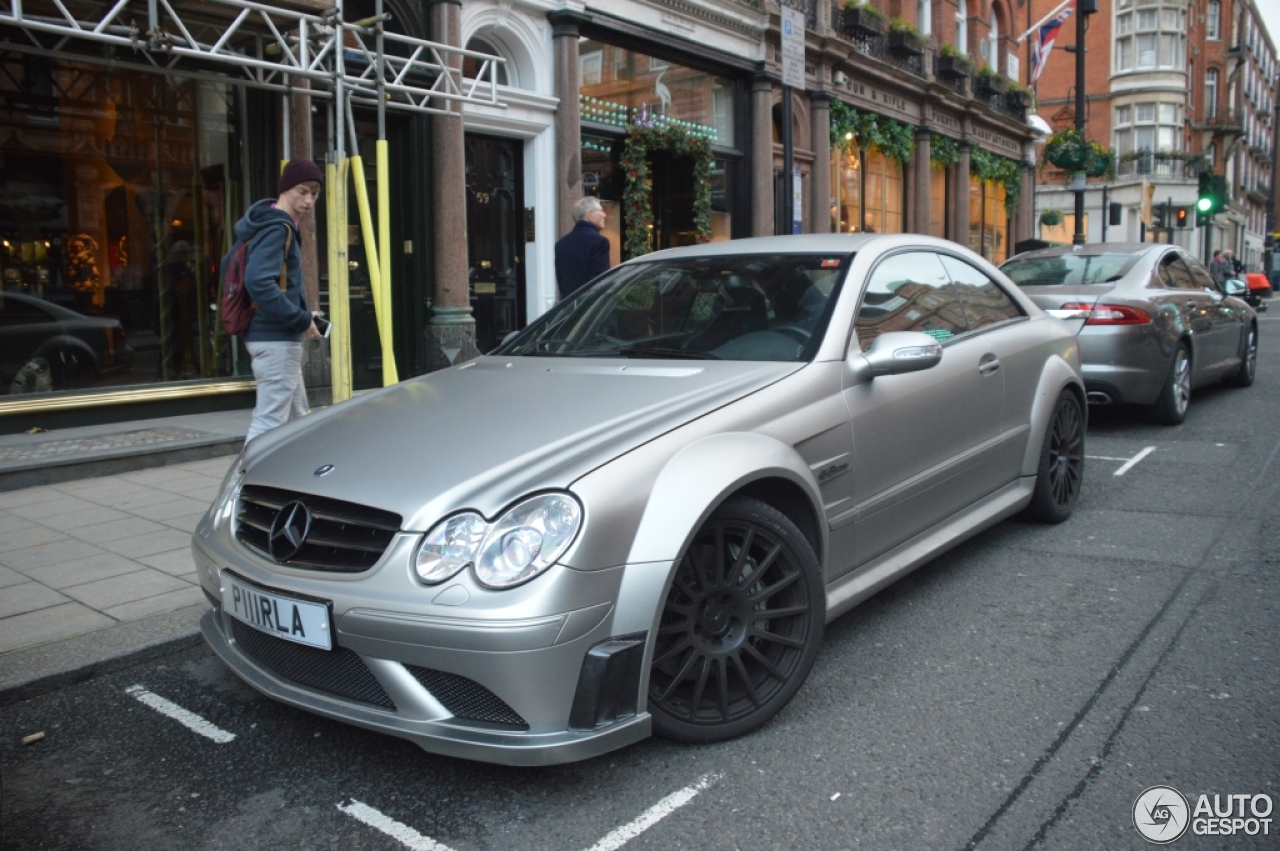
[194,234,1086,765]
[1000,243,1258,424]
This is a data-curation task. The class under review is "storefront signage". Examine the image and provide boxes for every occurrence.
[781,6,806,90]
[836,77,920,123]
[659,11,696,36]
[968,125,1023,157]
[928,109,962,137]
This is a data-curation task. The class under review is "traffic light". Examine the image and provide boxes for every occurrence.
[1197,171,1214,226]
[1152,203,1167,230]
[1175,206,1189,228]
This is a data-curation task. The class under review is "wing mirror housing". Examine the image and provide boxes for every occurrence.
[1222,278,1247,297]
[850,331,944,381]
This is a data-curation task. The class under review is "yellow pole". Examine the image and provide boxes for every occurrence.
[350,155,397,385]
[327,159,353,403]
[376,139,397,385]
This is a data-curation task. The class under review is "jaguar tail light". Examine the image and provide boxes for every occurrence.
[1059,302,1152,326]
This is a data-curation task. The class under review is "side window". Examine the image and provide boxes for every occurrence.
[1183,257,1219,292]
[938,254,1024,332]
[855,251,967,351]
[1153,258,1175,288]
[1162,256,1198,291]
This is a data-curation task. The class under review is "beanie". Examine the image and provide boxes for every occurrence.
[278,158,324,195]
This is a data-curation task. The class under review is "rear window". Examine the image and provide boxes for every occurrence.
[999,254,1140,286]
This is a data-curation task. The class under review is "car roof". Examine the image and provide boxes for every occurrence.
[1003,242,1168,263]
[627,233,988,262]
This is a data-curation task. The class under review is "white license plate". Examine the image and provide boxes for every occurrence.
[222,572,333,651]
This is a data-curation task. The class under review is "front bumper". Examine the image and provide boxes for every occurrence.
[193,532,666,766]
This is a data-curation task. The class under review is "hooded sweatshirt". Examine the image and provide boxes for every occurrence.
[231,198,312,342]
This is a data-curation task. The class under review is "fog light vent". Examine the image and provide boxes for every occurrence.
[568,632,646,730]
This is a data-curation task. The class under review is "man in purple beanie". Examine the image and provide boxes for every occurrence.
[231,157,324,441]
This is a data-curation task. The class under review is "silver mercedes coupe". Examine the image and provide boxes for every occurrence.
[194,234,1086,765]
[1000,243,1258,424]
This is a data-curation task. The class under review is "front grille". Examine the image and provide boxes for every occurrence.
[406,666,528,729]
[236,484,401,572]
[231,618,396,709]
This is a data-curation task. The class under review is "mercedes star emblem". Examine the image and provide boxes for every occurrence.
[269,501,312,562]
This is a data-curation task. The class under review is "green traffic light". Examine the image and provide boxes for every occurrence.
[1197,197,1213,212]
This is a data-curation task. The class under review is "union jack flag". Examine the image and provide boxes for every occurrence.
[1031,1,1075,85]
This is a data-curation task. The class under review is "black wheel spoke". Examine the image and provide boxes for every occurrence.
[737,540,782,588]
[728,653,761,707]
[689,656,712,717]
[741,640,787,682]
[715,657,731,720]
[652,636,692,666]
[749,626,806,649]
[755,603,809,619]
[656,647,701,702]
[748,568,801,605]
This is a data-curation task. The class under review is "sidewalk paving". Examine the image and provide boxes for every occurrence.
[0,409,251,704]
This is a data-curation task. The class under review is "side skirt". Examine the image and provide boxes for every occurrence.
[824,478,1035,624]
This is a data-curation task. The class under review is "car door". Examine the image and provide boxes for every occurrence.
[840,250,1004,571]
[1181,254,1244,376]
[939,253,1036,471]
[1154,254,1217,382]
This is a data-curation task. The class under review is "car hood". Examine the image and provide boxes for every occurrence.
[243,356,800,530]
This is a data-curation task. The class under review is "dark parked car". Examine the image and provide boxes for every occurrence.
[1000,243,1257,424]
[0,290,134,394]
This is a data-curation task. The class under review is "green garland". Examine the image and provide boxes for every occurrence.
[930,134,960,168]
[621,122,713,260]
[970,146,1023,215]
[829,100,915,164]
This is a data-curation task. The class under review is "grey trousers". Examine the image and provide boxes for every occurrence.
[246,341,310,442]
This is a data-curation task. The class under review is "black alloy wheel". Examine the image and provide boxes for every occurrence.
[1024,391,1085,523]
[648,496,823,743]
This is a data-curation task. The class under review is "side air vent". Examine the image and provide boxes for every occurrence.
[230,619,396,709]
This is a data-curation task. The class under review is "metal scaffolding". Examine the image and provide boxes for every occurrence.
[0,0,504,116]
[0,0,504,400]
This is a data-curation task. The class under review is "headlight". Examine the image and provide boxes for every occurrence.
[208,465,246,532]
[414,493,583,589]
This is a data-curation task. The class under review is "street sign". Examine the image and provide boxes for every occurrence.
[781,6,806,90]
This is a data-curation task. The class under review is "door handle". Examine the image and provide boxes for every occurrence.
[480,260,492,270]
[1186,300,1199,310]
[978,355,1000,375]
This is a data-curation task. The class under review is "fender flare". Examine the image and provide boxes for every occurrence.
[1021,354,1086,477]
[626,431,826,568]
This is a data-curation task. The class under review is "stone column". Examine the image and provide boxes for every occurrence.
[1019,159,1036,248]
[913,124,932,235]
[954,140,971,249]
[752,74,775,236]
[427,0,477,370]
[551,13,582,240]
[809,92,831,234]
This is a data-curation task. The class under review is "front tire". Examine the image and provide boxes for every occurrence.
[1023,391,1085,523]
[648,496,823,743]
[1146,343,1191,425]
[1224,325,1257,388]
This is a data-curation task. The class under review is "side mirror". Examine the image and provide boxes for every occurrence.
[852,331,944,379]
[1222,278,1247,297]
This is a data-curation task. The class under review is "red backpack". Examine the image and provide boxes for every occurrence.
[219,224,292,336]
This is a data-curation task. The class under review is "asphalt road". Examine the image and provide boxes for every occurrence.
[2,316,1278,850]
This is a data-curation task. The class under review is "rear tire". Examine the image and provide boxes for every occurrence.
[648,496,823,743]
[1023,391,1085,523]
[1146,344,1190,425]
[1224,325,1257,388]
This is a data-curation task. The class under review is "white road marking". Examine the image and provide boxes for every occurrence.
[1113,445,1157,476]
[582,773,721,851]
[125,685,235,743]
[337,800,458,851]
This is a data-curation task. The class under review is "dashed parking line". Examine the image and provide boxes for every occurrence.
[582,773,721,851]
[337,800,458,851]
[336,773,721,851]
[125,685,235,743]
[1086,445,1156,476]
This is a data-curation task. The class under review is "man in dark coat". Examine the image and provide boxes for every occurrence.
[554,196,611,300]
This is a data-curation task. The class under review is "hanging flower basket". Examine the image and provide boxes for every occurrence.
[1044,127,1089,172]
[1085,141,1115,179]
[1039,209,1064,227]
[620,123,714,260]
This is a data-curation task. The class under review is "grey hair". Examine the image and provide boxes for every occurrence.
[572,196,603,221]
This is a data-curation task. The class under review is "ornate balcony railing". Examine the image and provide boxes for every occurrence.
[772,0,818,29]
[1114,153,1200,180]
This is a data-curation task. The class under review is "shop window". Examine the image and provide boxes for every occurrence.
[929,162,947,238]
[0,59,241,397]
[831,145,903,235]
[968,175,1008,263]
[578,39,734,147]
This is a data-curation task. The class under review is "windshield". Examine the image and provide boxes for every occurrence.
[999,253,1140,286]
[497,253,849,362]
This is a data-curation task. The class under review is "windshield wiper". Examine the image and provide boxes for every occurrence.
[618,345,719,360]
